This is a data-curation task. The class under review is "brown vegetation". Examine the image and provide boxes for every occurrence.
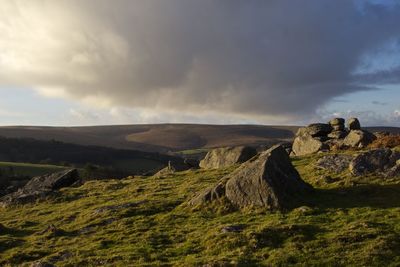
[369,134,400,149]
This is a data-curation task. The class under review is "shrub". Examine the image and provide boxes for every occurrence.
[369,134,400,149]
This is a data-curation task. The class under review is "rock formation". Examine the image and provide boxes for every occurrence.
[199,146,257,169]
[349,148,400,176]
[347,118,361,130]
[0,169,80,207]
[343,130,376,148]
[191,145,312,210]
[291,118,375,156]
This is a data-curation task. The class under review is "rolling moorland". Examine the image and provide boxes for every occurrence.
[0,150,399,266]
[0,122,400,266]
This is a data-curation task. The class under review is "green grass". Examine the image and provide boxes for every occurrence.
[0,152,400,266]
[0,161,67,177]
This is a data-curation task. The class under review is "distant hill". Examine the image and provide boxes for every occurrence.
[0,136,182,174]
[0,124,299,153]
[0,124,398,154]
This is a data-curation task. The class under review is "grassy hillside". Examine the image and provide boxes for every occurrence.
[0,161,66,178]
[0,124,299,153]
[0,136,183,175]
[1,152,399,266]
[0,124,398,154]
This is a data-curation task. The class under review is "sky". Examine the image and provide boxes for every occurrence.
[0,0,400,126]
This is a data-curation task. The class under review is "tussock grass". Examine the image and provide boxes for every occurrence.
[1,153,400,266]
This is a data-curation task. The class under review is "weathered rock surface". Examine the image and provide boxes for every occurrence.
[189,180,227,206]
[349,148,400,176]
[199,146,257,169]
[329,118,345,131]
[155,161,193,177]
[191,145,312,210]
[347,118,361,130]
[328,131,347,139]
[343,130,376,148]
[296,123,332,137]
[0,169,79,207]
[225,145,312,210]
[316,154,353,173]
[292,135,326,156]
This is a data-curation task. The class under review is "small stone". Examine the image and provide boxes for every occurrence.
[221,224,246,233]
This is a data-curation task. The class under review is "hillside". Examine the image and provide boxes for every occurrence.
[0,124,398,154]
[0,136,182,174]
[0,124,299,153]
[1,151,399,266]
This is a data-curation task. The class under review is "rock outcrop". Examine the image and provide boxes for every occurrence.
[316,154,353,173]
[0,169,80,207]
[347,118,361,130]
[199,146,257,169]
[349,148,400,176]
[343,130,376,148]
[291,118,375,156]
[191,145,312,210]
[292,134,326,156]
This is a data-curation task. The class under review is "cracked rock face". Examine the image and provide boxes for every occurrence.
[199,146,257,169]
[191,145,312,210]
[349,148,400,176]
[0,169,79,207]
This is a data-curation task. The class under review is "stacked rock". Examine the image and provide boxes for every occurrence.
[328,118,347,139]
[291,117,376,156]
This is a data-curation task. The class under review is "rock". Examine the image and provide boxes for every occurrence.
[343,130,376,148]
[316,154,353,173]
[329,118,345,131]
[316,175,336,184]
[328,131,347,139]
[30,262,55,267]
[292,135,326,156]
[296,123,332,137]
[329,118,345,126]
[225,145,312,210]
[221,224,246,233]
[349,148,400,176]
[347,118,361,130]
[199,146,257,169]
[0,169,79,207]
[189,180,227,206]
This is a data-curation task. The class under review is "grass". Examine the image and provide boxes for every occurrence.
[0,161,67,177]
[0,152,400,266]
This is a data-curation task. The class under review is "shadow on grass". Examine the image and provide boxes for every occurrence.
[308,184,400,209]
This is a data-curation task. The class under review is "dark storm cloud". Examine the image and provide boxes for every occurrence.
[1,0,400,119]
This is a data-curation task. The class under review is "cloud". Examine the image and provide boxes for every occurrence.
[1,0,400,121]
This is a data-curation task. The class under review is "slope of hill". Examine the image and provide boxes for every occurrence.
[1,151,399,266]
[0,124,298,153]
[0,137,182,174]
[0,124,398,154]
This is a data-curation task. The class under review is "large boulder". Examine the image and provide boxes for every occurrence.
[343,130,376,148]
[347,118,361,130]
[224,145,312,210]
[199,146,257,169]
[189,179,228,206]
[296,123,332,137]
[0,169,79,207]
[292,135,326,156]
[349,149,400,176]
